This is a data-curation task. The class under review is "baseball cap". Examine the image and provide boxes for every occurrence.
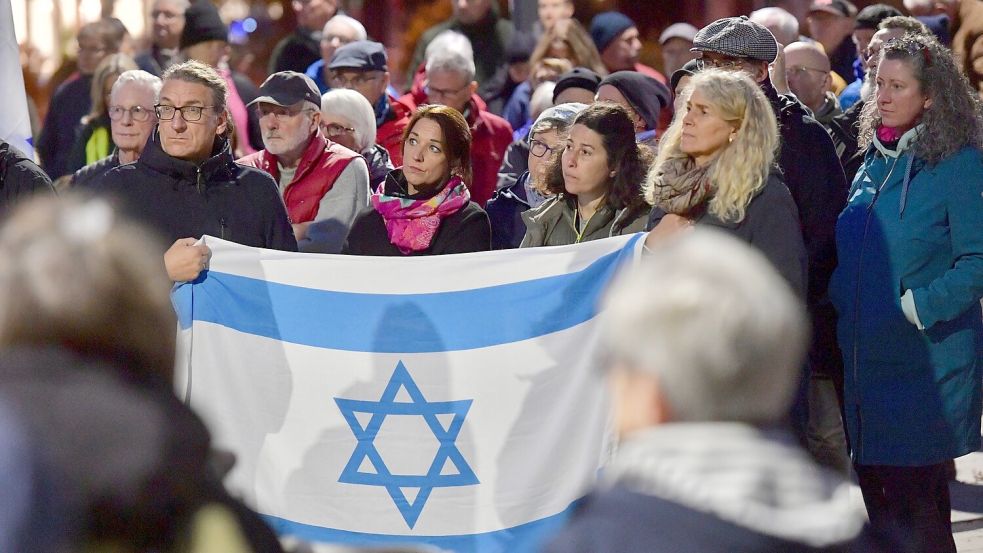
[247,71,321,108]
[809,0,858,18]
[659,22,699,44]
[329,40,388,72]
[691,16,779,63]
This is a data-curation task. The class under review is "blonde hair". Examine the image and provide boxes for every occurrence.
[530,18,607,76]
[83,53,138,125]
[646,69,778,223]
[0,195,176,385]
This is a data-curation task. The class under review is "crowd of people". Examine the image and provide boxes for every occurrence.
[1,0,982,551]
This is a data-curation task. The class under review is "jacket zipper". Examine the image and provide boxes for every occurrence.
[220,218,228,240]
[196,166,204,194]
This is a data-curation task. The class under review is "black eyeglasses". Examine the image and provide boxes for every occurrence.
[108,105,155,122]
[529,138,557,158]
[155,104,216,122]
[695,57,749,71]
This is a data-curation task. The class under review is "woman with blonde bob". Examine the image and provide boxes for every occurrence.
[645,69,807,297]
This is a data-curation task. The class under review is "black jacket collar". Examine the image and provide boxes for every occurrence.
[139,129,237,185]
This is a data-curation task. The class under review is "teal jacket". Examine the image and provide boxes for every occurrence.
[829,129,983,466]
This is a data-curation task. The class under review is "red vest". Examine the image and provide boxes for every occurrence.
[237,132,361,223]
[377,95,414,168]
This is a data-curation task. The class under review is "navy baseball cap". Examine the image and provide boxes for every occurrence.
[248,71,321,107]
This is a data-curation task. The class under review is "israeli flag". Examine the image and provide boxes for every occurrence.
[173,234,643,552]
[0,0,34,158]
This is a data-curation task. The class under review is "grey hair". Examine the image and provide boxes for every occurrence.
[426,47,476,83]
[323,14,367,41]
[111,69,163,103]
[601,229,808,424]
[162,59,228,111]
[749,7,799,46]
[321,88,376,153]
[858,34,983,164]
[425,30,473,64]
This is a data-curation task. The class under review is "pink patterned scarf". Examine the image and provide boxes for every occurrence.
[371,176,470,254]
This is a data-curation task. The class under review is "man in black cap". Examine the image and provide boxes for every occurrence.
[689,16,849,456]
[552,67,601,105]
[238,71,368,253]
[807,0,859,81]
[179,0,262,156]
[328,40,413,167]
[269,0,339,74]
[595,72,670,147]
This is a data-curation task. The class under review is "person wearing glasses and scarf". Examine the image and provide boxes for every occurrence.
[95,60,296,283]
[828,35,983,552]
[342,105,491,256]
[73,70,161,188]
[485,102,586,249]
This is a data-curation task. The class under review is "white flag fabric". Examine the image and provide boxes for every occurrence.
[173,234,643,552]
[0,0,34,158]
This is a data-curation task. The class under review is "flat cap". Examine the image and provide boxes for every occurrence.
[329,40,388,72]
[692,16,778,63]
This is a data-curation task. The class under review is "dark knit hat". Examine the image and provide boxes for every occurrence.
[854,3,902,30]
[692,16,778,63]
[552,67,602,104]
[598,71,670,131]
[179,1,228,50]
[590,12,636,54]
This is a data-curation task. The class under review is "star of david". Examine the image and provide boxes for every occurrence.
[334,361,479,528]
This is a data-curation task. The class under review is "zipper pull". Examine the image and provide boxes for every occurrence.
[220,218,228,240]
[196,167,203,194]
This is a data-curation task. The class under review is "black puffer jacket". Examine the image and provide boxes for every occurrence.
[0,140,55,214]
[71,150,120,189]
[95,131,296,251]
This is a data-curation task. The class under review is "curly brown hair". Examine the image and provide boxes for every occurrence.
[544,102,652,215]
[858,34,983,164]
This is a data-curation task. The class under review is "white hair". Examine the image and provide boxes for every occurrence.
[320,88,376,153]
[322,14,367,41]
[749,7,799,46]
[110,69,163,103]
[426,47,476,83]
[601,229,808,424]
[529,81,556,121]
[425,30,473,64]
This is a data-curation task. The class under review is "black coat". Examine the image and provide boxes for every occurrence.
[543,485,899,553]
[342,169,491,256]
[0,140,55,214]
[94,131,296,251]
[648,173,807,299]
[71,151,121,189]
[36,75,92,180]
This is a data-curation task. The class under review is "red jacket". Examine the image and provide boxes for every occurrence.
[237,132,360,223]
[400,92,513,207]
[377,95,415,168]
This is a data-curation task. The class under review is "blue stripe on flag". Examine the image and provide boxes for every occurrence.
[175,235,639,352]
[262,501,576,553]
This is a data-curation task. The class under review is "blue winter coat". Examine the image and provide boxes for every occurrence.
[828,134,983,466]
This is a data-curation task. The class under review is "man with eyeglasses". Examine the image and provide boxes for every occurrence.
[238,71,368,254]
[305,14,367,94]
[136,0,188,77]
[690,16,849,461]
[413,46,512,206]
[73,70,162,188]
[785,42,841,130]
[95,60,296,283]
[328,40,413,167]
